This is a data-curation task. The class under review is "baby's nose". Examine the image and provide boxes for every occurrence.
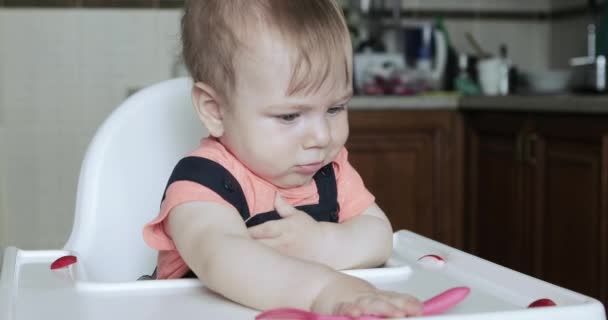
[303,118,331,149]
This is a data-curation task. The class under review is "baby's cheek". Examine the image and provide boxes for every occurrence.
[333,122,349,145]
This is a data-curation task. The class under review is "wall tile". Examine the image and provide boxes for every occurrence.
[0,11,5,247]
[78,10,162,132]
[33,128,63,247]
[1,10,79,130]
[550,16,589,69]
[401,0,552,12]
[0,9,179,249]
[445,19,551,72]
[0,10,82,249]
[157,10,183,77]
[1,128,37,248]
[0,127,6,247]
[1,10,40,128]
[50,129,86,247]
[0,11,5,128]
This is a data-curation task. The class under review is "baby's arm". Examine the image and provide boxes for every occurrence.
[167,201,420,316]
[249,197,393,271]
[319,202,394,270]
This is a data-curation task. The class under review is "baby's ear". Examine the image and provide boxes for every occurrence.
[192,82,225,137]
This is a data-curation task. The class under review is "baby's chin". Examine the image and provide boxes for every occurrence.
[271,173,316,189]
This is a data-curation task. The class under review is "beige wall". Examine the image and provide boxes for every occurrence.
[0,9,183,249]
[550,16,590,69]
[549,0,606,69]
[445,19,551,72]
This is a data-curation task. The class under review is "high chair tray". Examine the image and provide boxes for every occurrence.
[1,230,604,319]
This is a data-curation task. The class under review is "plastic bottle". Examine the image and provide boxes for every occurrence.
[498,44,511,95]
[454,53,481,96]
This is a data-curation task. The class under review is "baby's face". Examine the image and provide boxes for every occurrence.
[219,32,352,188]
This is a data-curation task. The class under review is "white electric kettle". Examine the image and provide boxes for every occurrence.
[402,22,448,87]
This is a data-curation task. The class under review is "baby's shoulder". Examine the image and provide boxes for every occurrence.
[188,138,240,171]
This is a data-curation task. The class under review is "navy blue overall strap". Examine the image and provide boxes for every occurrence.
[244,164,340,227]
[152,156,340,280]
[161,156,340,227]
[162,156,250,221]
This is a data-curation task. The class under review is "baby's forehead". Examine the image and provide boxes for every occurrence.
[236,32,349,91]
[237,29,290,64]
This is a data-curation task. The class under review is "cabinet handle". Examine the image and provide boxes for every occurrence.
[525,133,539,165]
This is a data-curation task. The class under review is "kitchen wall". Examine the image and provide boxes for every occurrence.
[0,0,602,250]
[550,15,595,69]
[444,15,594,72]
[0,9,183,249]
[444,19,551,72]
[385,0,600,72]
[376,16,552,72]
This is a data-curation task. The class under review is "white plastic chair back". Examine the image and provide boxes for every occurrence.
[63,77,207,282]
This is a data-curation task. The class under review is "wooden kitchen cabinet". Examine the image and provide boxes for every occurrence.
[347,110,465,248]
[466,111,608,306]
[533,115,608,302]
[466,113,535,274]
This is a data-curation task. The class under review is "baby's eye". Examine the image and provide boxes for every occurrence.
[327,104,346,115]
[276,113,300,122]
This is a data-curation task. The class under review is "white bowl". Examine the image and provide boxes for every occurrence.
[525,70,572,94]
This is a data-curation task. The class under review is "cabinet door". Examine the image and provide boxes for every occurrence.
[466,112,535,274]
[347,110,464,247]
[532,115,608,303]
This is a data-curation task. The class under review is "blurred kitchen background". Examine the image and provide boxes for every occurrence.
[1,0,608,305]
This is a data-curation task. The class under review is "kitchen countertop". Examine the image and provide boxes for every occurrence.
[349,95,459,110]
[460,95,608,114]
[350,94,608,114]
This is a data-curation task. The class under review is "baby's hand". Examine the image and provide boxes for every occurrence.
[248,193,328,263]
[313,275,423,319]
[334,290,423,318]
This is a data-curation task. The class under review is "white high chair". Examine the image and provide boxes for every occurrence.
[0,78,605,320]
[63,77,206,282]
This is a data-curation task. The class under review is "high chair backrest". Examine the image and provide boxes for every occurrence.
[63,77,207,282]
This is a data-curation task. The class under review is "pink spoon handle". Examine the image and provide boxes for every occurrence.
[422,286,470,316]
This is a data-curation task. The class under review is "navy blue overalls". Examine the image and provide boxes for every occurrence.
[144,156,340,279]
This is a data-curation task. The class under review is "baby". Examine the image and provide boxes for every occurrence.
[143,0,422,317]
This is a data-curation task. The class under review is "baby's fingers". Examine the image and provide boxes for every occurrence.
[334,302,364,318]
[383,294,423,317]
[343,297,404,318]
[339,294,423,319]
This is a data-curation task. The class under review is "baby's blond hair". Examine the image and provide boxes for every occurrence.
[181,0,352,103]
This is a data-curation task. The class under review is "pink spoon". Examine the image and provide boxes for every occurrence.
[256,286,470,320]
[422,287,470,316]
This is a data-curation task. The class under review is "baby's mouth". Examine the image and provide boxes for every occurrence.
[294,161,324,174]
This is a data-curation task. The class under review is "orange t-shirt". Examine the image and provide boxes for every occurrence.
[142,137,375,279]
